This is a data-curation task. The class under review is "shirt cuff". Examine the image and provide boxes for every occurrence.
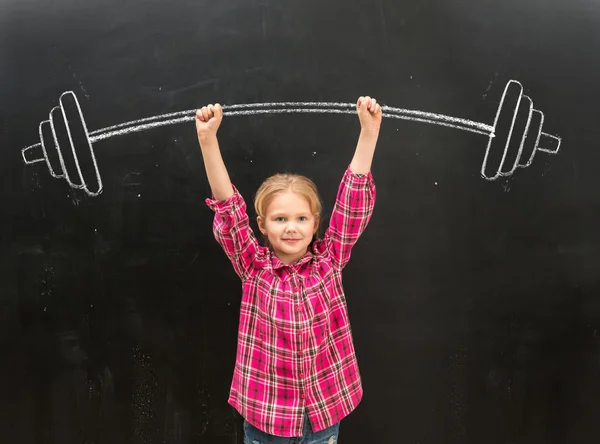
[344,165,375,188]
[205,184,244,213]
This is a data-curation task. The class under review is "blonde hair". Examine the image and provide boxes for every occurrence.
[254,173,322,240]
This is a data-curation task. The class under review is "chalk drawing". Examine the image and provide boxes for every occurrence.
[21,80,562,197]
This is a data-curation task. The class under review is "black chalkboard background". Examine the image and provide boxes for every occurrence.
[1,0,600,443]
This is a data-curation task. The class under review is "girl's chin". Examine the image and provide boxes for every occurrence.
[275,242,308,254]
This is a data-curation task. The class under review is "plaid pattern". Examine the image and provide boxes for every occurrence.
[206,166,376,438]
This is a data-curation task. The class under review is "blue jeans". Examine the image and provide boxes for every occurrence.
[243,411,340,444]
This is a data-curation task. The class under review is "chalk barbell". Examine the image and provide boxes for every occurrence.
[22,79,561,197]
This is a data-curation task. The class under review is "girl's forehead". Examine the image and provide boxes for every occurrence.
[267,191,312,213]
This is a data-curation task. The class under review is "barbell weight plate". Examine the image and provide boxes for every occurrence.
[59,91,103,196]
[517,109,543,169]
[50,104,83,189]
[39,120,65,178]
[481,80,524,180]
[499,94,533,176]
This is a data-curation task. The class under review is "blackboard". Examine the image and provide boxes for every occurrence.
[2,0,600,443]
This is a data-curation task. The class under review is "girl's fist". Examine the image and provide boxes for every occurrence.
[195,104,223,138]
[356,96,382,132]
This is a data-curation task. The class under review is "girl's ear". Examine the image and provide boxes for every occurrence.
[313,215,320,234]
[257,216,266,234]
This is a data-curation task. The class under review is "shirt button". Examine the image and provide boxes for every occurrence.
[301,393,306,399]
[298,351,303,356]
[299,372,304,378]
[296,306,301,312]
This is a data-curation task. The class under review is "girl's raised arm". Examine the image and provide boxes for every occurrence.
[349,96,382,174]
[196,104,234,200]
[322,96,382,270]
[197,104,262,281]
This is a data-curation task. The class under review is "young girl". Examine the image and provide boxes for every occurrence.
[196,96,382,443]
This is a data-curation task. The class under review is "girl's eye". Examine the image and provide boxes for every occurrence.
[275,217,285,222]
[299,216,307,221]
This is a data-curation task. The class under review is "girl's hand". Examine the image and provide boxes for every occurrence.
[196,104,223,139]
[356,96,382,133]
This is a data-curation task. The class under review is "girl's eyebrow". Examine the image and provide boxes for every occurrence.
[269,211,311,217]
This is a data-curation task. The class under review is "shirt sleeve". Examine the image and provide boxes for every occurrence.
[322,166,376,270]
[205,185,262,281]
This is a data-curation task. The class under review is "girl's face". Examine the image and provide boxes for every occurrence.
[257,191,319,265]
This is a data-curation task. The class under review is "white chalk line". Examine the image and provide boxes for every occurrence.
[85,107,494,143]
[89,102,492,138]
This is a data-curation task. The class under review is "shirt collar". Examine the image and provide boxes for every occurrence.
[271,249,314,270]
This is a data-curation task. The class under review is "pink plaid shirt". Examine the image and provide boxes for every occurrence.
[206,166,376,437]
